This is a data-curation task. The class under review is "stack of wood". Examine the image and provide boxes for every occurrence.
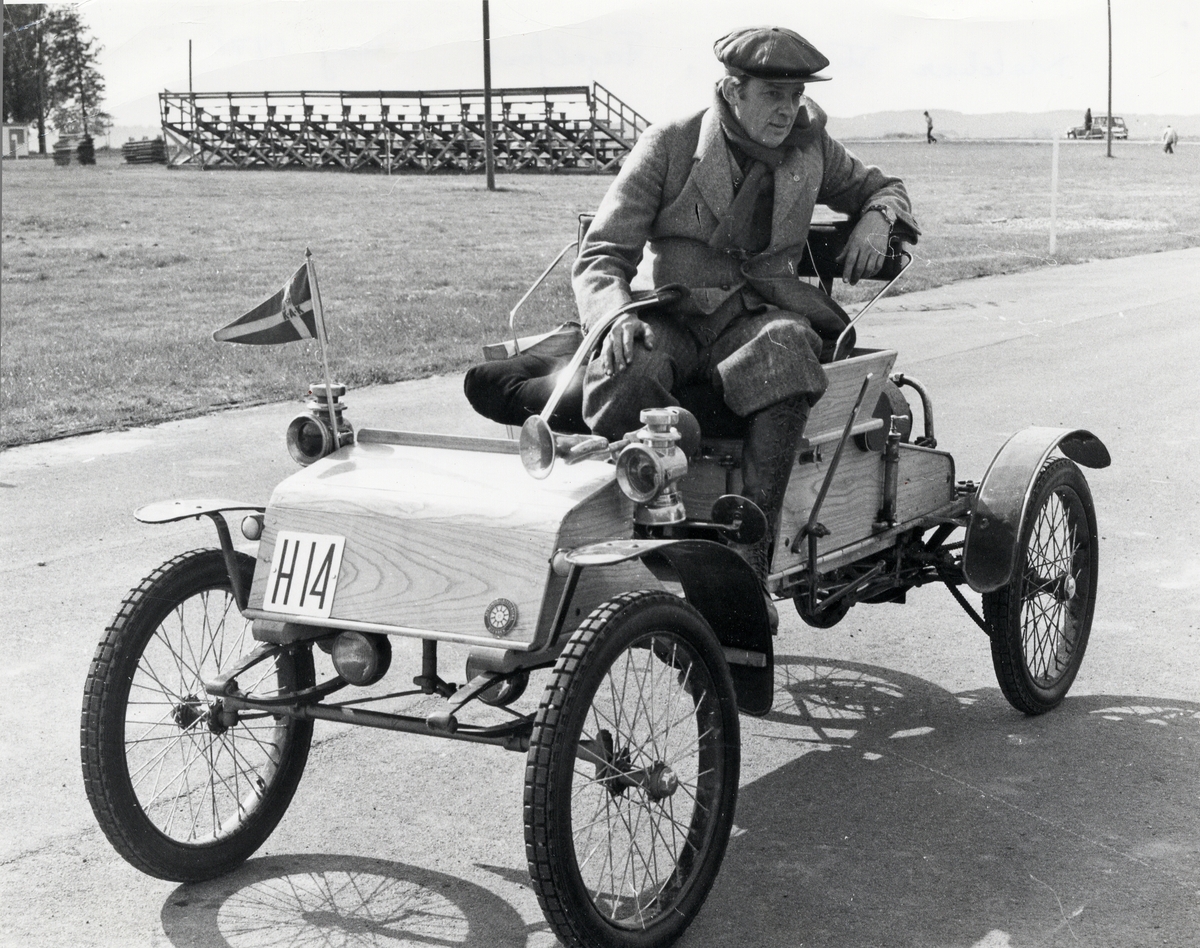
[121,138,167,164]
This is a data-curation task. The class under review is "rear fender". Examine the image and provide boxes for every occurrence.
[564,538,774,716]
[962,428,1109,593]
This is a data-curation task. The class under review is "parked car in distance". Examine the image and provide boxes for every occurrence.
[1067,116,1128,139]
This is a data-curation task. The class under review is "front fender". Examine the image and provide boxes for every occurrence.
[135,498,264,524]
[565,538,774,716]
[962,428,1109,593]
[135,498,265,610]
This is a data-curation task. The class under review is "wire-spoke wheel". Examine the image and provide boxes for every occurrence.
[525,591,739,948]
[984,458,1098,714]
[81,549,314,881]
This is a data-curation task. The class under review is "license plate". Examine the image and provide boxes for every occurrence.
[263,531,346,619]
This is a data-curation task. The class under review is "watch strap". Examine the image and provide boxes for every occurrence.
[864,203,895,227]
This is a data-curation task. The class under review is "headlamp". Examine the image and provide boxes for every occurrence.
[287,383,353,466]
[615,408,690,525]
[331,630,391,687]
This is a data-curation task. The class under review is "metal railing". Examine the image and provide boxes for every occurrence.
[158,84,649,172]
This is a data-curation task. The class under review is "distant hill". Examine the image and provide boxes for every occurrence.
[827,110,1198,141]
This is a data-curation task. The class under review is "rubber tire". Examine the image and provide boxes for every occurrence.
[524,590,740,948]
[81,549,314,881]
[984,459,1098,715]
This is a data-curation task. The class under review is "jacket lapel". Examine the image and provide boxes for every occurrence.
[691,107,734,223]
[769,148,808,250]
[770,102,822,250]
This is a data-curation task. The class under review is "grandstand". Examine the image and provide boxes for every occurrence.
[158,84,647,172]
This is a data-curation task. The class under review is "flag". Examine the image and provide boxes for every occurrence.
[213,264,321,344]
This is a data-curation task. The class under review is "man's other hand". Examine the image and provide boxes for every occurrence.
[836,212,892,285]
[601,314,655,375]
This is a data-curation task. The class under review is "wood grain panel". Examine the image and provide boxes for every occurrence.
[356,428,520,454]
[248,442,619,646]
[894,444,956,521]
[555,480,634,550]
[806,349,896,445]
[773,446,886,571]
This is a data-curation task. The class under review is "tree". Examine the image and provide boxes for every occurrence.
[2,5,51,153]
[50,102,112,137]
[45,6,107,139]
[2,4,107,153]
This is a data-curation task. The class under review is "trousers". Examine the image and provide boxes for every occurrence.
[582,291,833,440]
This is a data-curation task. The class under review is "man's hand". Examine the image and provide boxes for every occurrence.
[836,211,892,285]
[600,314,655,375]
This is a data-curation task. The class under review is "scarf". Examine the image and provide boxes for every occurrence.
[709,88,812,254]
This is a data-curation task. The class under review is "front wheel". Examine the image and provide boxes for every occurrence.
[524,590,740,948]
[81,549,314,881]
[984,458,1098,714]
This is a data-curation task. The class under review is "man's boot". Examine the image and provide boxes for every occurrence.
[730,395,810,630]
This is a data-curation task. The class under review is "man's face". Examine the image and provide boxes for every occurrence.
[726,77,806,148]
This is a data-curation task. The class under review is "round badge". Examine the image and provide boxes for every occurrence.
[484,598,518,636]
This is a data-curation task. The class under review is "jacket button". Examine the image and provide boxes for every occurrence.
[721,283,731,290]
[792,173,800,181]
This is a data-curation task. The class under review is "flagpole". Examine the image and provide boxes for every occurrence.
[305,248,341,449]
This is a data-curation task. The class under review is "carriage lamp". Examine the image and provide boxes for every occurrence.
[331,630,392,687]
[286,383,353,466]
[615,408,689,525]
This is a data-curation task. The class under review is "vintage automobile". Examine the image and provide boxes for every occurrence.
[80,220,1109,948]
[1066,115,1128,140]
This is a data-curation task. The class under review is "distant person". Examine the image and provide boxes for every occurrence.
[1162,125,1178,154]
[924,110,936,143]
[1084,107,1092,131]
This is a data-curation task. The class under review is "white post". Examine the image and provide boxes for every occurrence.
[1049,137,1059,256]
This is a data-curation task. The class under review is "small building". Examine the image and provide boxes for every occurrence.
[3,124,31,158]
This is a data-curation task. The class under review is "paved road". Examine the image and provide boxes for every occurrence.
[2,249,1199,947]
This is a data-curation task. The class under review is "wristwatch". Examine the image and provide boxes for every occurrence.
[864,203,895,227]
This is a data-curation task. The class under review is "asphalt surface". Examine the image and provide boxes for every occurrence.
[2,248,1199,947]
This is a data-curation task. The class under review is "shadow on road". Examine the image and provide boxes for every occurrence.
[159,853,529,948]
[691,654,1200,947]
[156,655,1200,948]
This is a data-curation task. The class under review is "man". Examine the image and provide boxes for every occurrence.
[924,110,936,143]
[574,26,919,615]
[1163,125,1178,154]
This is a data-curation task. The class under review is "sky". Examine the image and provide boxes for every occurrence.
[77,0,1198,129]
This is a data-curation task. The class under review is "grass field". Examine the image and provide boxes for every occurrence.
[3,140,1198,446]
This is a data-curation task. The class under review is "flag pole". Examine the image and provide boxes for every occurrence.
[305,248,341,449]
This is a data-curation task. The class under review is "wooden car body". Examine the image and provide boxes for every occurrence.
[236,347,957,671]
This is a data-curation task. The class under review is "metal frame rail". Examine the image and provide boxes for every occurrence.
[159,83,649,172]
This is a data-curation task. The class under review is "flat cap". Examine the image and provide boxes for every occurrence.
[714,27,831,82]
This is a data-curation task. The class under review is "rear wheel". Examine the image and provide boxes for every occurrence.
[81,549,314,881]
[525,591,740,948]
[984,459,1098,714]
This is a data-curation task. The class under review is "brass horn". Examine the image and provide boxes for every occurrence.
[519,416,614,479]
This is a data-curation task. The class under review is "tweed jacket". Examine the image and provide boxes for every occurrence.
[573,98,919,332]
